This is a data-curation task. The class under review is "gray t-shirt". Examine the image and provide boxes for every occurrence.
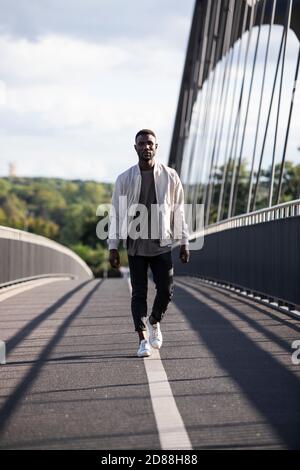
[127,167,171,257]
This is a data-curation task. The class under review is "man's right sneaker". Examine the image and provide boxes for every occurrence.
[137,339,152,358]
[147,319,163,349]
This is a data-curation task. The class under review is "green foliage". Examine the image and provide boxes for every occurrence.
[71,243,107,277]
[0,179,11,199]
[0,207,6,225]
[27,216,60,239]
[2,193,27,229]
[0,176,116,276]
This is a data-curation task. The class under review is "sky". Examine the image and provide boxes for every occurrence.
[0,0,195,182]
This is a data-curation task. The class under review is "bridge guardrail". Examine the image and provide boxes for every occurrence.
[191,199,300,237]
[0,225,93,284]
[175,199,300,312]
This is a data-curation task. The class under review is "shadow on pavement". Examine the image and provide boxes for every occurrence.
[173,280,300,449]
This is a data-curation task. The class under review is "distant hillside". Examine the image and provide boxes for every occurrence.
[0,177,126,277]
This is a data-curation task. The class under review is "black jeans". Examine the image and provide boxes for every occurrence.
[128,251,174,331]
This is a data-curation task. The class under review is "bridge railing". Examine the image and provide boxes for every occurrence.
[192,199,300,236]
[175,199,300,312]
[0,225,93,286]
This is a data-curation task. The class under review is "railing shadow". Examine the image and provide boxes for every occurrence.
[0,280,103,436]
[173,281,300,449]
[6,280,91,354]
[177,278,298,354]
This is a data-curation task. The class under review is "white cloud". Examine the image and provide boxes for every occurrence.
[1,33,184,132]
[0,34,131,83]
[0,22,191,180]
[0,0,197,182]
[0,0,195,44]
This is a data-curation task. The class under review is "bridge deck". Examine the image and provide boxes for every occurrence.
[0,276,299,450]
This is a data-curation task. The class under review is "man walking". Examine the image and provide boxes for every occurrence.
[108,129,189,357]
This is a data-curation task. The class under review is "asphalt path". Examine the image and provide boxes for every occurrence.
[0,276,299,449]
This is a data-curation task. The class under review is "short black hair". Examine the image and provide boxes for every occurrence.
[135,129,156,142]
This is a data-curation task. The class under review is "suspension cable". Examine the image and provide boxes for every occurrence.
[197,57,220,207]
[246,0,277,213]
[218,3,249,221]
[231,0,267,217]
[276,42,300,204]
[190,73,212,205]
[210,0,244,224]
[205,0,242,225]
[268,5,291,206]
[207,48,235,224]
[184,93,203,203]
[192,3,222,208]
[227,1,258,218]
[189,0,214,206]
[205,51,232,225]
[251,3,289,211]
[202,1,228,222]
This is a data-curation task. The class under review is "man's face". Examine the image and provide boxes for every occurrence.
[134,134,158,162]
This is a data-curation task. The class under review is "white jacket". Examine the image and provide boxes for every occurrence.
[108,161,189,250]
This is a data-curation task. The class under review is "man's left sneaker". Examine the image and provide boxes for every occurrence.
[147,318,163,349]
[137,339,152,358]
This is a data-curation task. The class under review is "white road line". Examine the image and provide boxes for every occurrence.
[126,276,192,450]
[0,277,71,303]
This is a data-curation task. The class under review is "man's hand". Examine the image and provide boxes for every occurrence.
[179,245,189,264]
[109,249,120,269]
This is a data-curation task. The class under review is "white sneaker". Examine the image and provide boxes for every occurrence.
[147,319,163,349]
[137,339,152,358]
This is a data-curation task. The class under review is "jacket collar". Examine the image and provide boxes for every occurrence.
[134,160,160,176]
